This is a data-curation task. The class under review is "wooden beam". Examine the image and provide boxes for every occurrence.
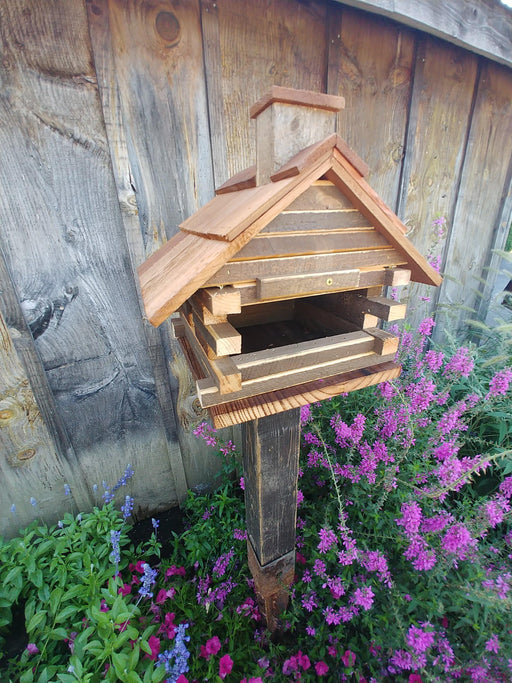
[207,361,402,428]
[194,286,241,317]
[257,270,360,300]
[353,295,407,322]
[331,0,512,69]
[197,349,396,407]
[242,407,301,630]
[174,316,242,394]
[190,311,242,357]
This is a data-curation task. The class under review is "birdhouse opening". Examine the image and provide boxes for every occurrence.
[228,294,367,354]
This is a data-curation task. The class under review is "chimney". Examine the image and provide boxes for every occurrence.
[250,86,345,185]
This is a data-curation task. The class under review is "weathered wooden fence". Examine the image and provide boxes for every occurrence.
[1,0,511,537]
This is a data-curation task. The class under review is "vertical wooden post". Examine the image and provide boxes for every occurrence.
[242,408,301,631]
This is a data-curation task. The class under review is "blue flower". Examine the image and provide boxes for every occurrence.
[121,495,134,520]
[139,562,158,598]
[157,623,190,682]
[109,529,121,571]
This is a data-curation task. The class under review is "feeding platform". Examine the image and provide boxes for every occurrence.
[138,87,441,428]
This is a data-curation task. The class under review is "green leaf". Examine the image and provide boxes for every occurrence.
[128,643,140,671]
[112,651,129,679]
[151,666,167,683]
[47,627,69,640]
[55,605,78,623]
[26,610,47,633]
[126,672,143,683]
[20,668,34,683]
[140,639,152,655]
[50,587,64,615]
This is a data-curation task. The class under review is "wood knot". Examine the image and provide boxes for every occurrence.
[0,409,14,421]
[155,11,180,46]
[17,448,36,461]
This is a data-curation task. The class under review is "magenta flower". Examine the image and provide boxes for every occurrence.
[315,661,329,676]
[418,317,435,337]
[317,527,337,553]
[341,650,356,667]
[165,565,186,579]
[486,367,512,399]
[219,654,233,679]
[200,635,221,659]
[144,635,160,661]
[406,625,435,653]
[409,675,423,683]
[156,587,176,604]
[26,643,39,655]
[118,583,132,596]
[485,634,500,653]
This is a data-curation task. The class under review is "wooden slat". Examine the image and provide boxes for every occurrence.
[207,247,406,286]
[262,210,374,233]
[235,230,387,260]
[198,350,396,407]
[206,361,402,428]
[326,153,443,286]
[194,286,241,317]
[234,331,376,382]
[215,165,256,194]
[385,268,411,287]
[257,270,360,300]
[191,311,242,357]
[284,181,354,211]
[233,270,399,305]
[174,316,242,394]
[250,86,345,119]
[354,295,407,322]
[312,292,380,329]
[365,327,399,355]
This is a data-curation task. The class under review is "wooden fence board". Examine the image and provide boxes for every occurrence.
[0,0,178,521]
[103,0,233,487]
[434,61,512,340]
[201,0,328,185]
[397,36,478,326]
[327,5,415,209]
[87,0,188,502]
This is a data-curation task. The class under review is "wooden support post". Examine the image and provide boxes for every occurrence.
[242,408,301,631]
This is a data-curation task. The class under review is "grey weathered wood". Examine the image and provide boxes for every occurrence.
[86,0,188,503]
[0,0,178,520]
[434,61,512,342]
[0,250,93,536]
[331,0,512,69]
[242,409,301,566]
[103,0,230,488]
[397,35,478,327]
[327,4,415,209]
[200,0,328,181]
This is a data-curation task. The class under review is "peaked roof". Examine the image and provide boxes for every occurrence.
[138,134,442,327]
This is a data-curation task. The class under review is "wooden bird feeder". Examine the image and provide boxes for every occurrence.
[138,86,441,630]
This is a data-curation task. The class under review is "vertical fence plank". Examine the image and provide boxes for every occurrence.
[201,0,328,184]
[327,5,415,209]
[87,0,188,502]
[397,36,478,326]
[434,61,512,340]
[104,0,226,488]
[0,0,179,520]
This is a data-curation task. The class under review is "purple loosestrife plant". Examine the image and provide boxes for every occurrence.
[286,318,512,681]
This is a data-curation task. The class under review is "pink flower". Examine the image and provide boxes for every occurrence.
[485,634,500,653]
[219,654,233,679]
[156,587,176,604]
[341,650,356,667]
[315,661,329,676]
[129,560,145,573]
[157,612,177,639]
[26,643,39,655]
[200,635,221,659]
[118,583,132,596]
[409,675,423,683]
[406,625,435,653]
[144,635,160,661]
[165,565,186,579]
[176,676,188,683]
